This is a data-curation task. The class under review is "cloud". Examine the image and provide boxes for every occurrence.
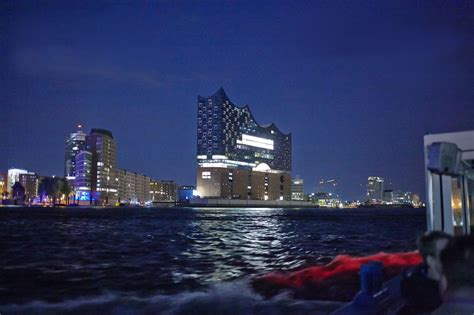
[11,45,163,88]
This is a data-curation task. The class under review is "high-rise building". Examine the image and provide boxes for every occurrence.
[74,151,93,203]
[64,124,88,184]
[196,88,292,200]
[7,168,29,193]
[150,180,177,202]
[19,173,39,199]
[367,176,384,202]
[89,128,118,205]
[291,177,305,201]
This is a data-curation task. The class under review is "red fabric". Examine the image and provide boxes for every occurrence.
[252,251,422,301]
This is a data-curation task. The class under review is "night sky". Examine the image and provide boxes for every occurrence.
[1,1,473,200]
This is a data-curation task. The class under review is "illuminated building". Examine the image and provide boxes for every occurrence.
[19,173,39,200]
[64,124,88,184]
[314,192,341,208]
[89,128,118,205]
[291,177,305,201]
[74,151,93,203]
[69,127,157,205]
[196,88,292,200]
[178,185,196,202]
[150,180,177,202]
[0,172,7,197]
[392,190,406,204]
[367,176,384,203]
[383,189,393,203]
[12,182,25,204]
[411,193,421,207]
[314,179,340,207]
[383,189,420,206]
[116,169,151,204]
[7,168,29,194]
[134,173,151,203]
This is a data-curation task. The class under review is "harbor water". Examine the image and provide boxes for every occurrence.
[0,207,425,314]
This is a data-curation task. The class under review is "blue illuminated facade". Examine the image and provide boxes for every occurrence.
[75,190,93,202]
[64,125,88,184]
[178,185,195,201]
[197,88,291,172]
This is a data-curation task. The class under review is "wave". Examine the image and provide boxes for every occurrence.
[0,279,343,315]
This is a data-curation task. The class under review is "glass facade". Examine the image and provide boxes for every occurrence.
[64,126,88,183]
[197,88,291,172]
[74,151,92,192]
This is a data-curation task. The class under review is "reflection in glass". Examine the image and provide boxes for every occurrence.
[451,177,464,235]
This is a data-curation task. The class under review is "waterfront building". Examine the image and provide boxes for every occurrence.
[19,173,39,200]
[367,176,384,203]
[135,173,151,203]
[116,169,151,204]
[178,185,196,202]
[68,127,156,205]
[150,180,177,202]
[64,124,88,185]
[89,129,118,205]
[314,192,341,208]
[291,177,305,201]
[7,168,29,194]
[0,172,7,198]
[411,193,421,207]
[392,190,407,205]
[196,88,292,200]
[12,182,25,204]
[383,189,393,203]
[74,151,93,203]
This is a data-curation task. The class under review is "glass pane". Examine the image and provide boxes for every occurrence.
[451,176,464,235]
[467,177,474,234]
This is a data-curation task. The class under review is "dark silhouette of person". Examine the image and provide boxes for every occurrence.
[399,231,451,314]
[432,235,474,314]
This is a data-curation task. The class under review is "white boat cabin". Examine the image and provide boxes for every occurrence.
[424,130,474,235]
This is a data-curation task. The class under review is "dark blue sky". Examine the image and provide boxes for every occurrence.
[1,1,473,200]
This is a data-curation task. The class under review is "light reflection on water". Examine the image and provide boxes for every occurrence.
[0,207,425,305]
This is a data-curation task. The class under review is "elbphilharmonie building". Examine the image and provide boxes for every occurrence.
[196,88,292,200]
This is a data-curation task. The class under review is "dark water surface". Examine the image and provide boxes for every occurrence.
[0,207,425,314]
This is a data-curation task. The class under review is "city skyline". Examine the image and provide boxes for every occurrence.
[1,121,424,203]
[2,1,473,200]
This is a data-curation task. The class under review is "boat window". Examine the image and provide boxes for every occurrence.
[451,176,464,235]
[467,175,474,234]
